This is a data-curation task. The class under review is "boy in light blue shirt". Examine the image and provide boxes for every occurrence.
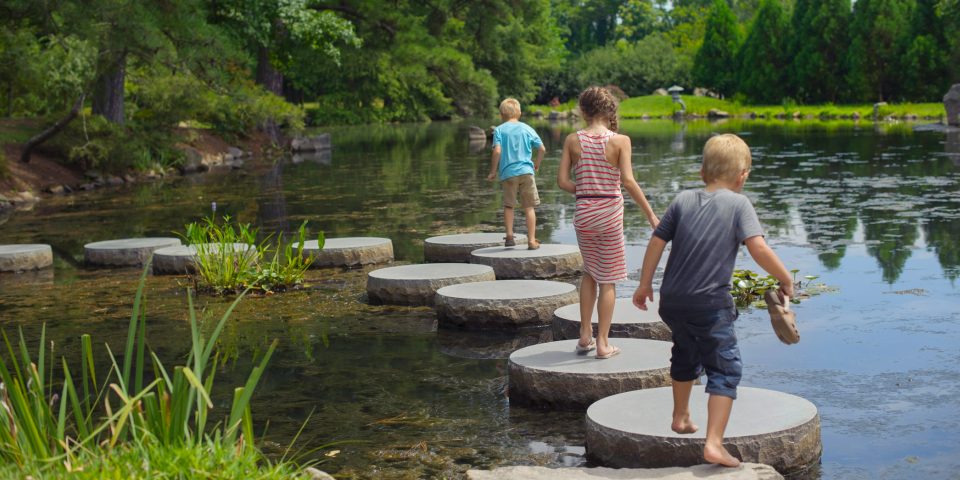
[487,98,546,250]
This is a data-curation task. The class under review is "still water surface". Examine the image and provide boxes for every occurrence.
[1,120,959,479]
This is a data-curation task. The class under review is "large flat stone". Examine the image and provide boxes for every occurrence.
[0,244,53,272]
[366,263,495,306]
[84,238,182,267]
[553,298,671,341]
[424,233,526,263]
[470,244,582,279]
[509,339,672,409]
[436,280,578,330]
[152,243,256,275]
[467,463,782,480]
[586,386,821,474]
[300,237,393,268]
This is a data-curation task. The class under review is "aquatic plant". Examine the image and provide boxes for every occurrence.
[730,269,829,308]
[182,215,323,294]
[0,266,291,475]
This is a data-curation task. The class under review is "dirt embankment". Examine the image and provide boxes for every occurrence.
[1,120,274,207]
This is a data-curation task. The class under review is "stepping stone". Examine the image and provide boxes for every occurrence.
[509,339,672,409]
[438,328,552,360]
[553,298,671,341]
[436,280,578,330]
[152,243,256,275]
[586,386,821,474]
[470,244,582,279]
[84,238,182,267]
[466,463,784,480]
[366,263,495,306]
[0,244,53,272]
[424,233,527,263]
[300,237,393,268]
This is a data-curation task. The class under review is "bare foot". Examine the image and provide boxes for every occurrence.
[703,443,740,467]
[671,415,698,434]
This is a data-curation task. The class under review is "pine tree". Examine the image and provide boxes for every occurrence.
[692,0,742,97]
[737,0,789,103]
[901,0,951,101]
[789,0,851,102]
[846,0,913,102]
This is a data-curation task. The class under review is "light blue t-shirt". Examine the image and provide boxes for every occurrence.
[492,121,543,181]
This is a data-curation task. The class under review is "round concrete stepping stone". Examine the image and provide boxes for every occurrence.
[470,244,582,279]
[586,386,821,474]
[436,280,578,330]
[0,244,53,272]
[366,263,495,306]
[84,238,182,267]
[424,233,527,263]
[553,298,671,341]
[509,339,672,409]
[152,243,256,275]
[438,328,552,360]
[300,237,393,268]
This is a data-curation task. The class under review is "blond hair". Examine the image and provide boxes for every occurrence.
[578,86,620,132]
[702,134,752,183]
[499,98,521,119]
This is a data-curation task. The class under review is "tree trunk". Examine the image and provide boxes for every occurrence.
[255,46,283,96]
[92,52,126,124]
[21,93,85,163]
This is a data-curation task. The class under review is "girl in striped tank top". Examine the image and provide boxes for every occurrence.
[557,87,659,359]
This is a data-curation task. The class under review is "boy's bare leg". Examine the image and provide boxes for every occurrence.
[670,380,698,434]
[578,275,598,348]
[504,206,514,240]
[524,206,537,244]
[596,283,616,355]
[703,394,740,467]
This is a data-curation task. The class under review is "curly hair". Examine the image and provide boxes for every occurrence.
[578,86,620,132]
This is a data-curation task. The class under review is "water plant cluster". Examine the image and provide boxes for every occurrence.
[730,269,829,308]
[182,215,323,295]
[0,268,308,478]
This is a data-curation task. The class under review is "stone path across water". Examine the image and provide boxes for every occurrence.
[300,237,394,268]
[435,279,578,330]
[508,338,673,409]
[553,298,671,341]
[586,386,821,474]
[84,238,182,267]
[467,463,783,480]
[424,232,526,263]
[0,244,53,272]
[470,243,582,279]
[366,263,495,306]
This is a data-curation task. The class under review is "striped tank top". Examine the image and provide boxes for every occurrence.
[573,130,627,284]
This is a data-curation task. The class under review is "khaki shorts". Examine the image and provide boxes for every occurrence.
[502,174,540,209]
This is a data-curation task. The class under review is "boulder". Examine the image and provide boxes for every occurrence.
[707,109,730,119]
[177,145,207,174]
[290,133,332,152]
[944,84,960,126]
[468,126,487,142]
[653,88,669,96]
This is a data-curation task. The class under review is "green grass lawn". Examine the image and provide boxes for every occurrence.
[530,95,945,120]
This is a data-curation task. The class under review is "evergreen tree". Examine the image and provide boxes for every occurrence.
[692,0,742,97]
[789,0,851,102]
[901,0,951,101]
[737,0,789,103]
[846,0,913,102]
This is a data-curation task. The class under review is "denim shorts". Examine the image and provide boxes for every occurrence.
[658,304,742,399]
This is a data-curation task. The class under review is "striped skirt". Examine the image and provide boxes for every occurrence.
[574,197,626,284]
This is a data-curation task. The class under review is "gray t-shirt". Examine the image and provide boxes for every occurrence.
[654,188,764,308]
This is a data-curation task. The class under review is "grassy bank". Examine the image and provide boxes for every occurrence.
[527,95,945,120]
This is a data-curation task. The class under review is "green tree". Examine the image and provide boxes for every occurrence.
[553,0,622,53]
[692,0,742,97]
[736,0,789,103]
[846,0,913,102]
[789,0,851,102]
[901,0,951,101]
[616,0,663,42]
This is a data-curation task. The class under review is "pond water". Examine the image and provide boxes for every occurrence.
[1,119,959,479]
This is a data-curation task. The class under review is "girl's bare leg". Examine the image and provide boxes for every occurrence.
[596,283,616,356]
[578,274,597,348]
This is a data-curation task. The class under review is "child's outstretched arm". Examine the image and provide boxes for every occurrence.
[557,133,577,194]
[614,135,659,229]
[534,144,545,172]
[487,145,501,182]
[744,236,795,298]
[633,236,667,310]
